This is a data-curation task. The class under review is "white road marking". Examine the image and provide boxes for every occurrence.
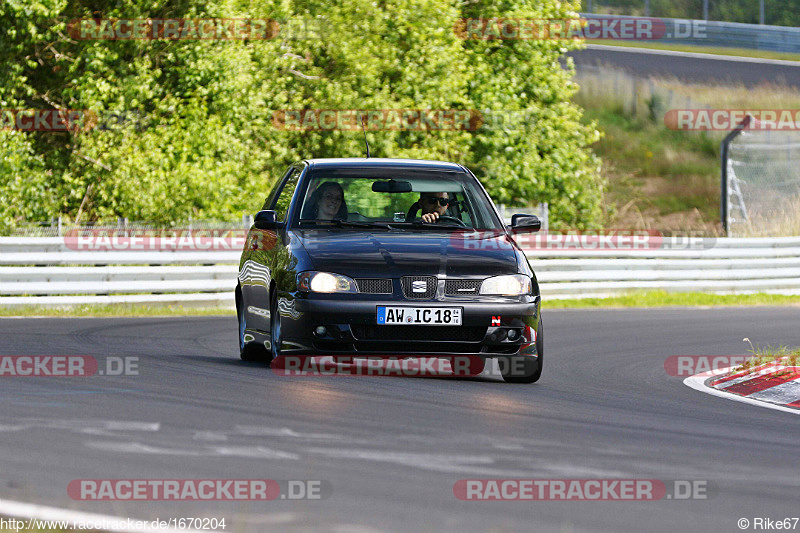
[192,431,229,442]
[233,513,297,526]
[234,426,344,440]
[85,441,205,455]
[211,446,299,460]
[304,448,627,478]
[85,441,300,460]
[0,420,160,434]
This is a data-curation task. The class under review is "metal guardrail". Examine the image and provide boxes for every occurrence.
[2,236,800,306]
[580,14,800,54]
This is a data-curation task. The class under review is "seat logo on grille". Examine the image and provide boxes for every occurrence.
[412,280,427,293]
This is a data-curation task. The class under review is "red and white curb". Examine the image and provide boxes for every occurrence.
[684,357,800,415]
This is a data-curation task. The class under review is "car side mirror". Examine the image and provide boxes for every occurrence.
[254,210,283,230]
[511,214,541,233]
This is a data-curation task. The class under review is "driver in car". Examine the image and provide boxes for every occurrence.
[418,192,450,223]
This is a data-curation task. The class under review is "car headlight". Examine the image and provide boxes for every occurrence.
[479,274,531,295]
[298,271,357,293]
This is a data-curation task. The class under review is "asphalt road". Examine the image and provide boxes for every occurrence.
[0,309,798,532]
[568,45,800,88]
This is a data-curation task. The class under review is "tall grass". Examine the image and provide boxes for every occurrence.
[734,193,800,237]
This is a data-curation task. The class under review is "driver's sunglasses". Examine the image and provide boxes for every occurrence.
[422,196,451,207]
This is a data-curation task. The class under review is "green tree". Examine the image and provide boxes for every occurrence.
[1,0,605,229]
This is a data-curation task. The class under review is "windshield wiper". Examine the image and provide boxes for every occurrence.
[298,219,393,229]
[407,221,469,230]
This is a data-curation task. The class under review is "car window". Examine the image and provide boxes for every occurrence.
[261,166,295,211]
[270,167,303,222]
[293,169,503,230]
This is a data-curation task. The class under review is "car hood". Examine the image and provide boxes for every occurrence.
[294,229,520,278]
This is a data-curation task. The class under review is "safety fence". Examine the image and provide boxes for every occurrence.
[580,13,800,54]
[2,236,800,306]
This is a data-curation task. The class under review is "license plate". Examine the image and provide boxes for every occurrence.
[377,307,462,326]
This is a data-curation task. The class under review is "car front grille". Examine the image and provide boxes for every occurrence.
[445,279,481,295]
[351,325,486,342]
[401,276,437,299]
[356,278,393,294]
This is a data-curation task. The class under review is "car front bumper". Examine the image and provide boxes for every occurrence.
[270,293,540,358]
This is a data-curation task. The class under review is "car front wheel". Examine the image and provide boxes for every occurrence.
[237,287,270,363]
[269,291,281,364]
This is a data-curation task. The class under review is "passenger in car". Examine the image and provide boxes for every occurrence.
[302,182,348,220]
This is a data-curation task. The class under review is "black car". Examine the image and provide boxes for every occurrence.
[235,158,544,383]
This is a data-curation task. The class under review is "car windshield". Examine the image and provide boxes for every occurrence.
[293,168,504,231]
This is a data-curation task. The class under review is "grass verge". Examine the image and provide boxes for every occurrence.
[546,290,800,308]
[724,340,800,377]
[3,292,799,317]
[584,40,800,62]
[0,303,234,318]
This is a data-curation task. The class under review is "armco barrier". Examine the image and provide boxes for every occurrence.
[528,236,800,298]
[1,236,800,307]
[0,236,239,307]
[580,14,800,54]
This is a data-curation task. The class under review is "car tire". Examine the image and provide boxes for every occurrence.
[237,287,270,363]
[501,315,543,384]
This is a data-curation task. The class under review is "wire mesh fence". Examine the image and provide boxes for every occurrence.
[726,129,800,237]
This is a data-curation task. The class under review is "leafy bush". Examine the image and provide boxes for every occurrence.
[1,0,604,229]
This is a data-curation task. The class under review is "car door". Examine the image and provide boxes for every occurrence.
[240,165,303,333]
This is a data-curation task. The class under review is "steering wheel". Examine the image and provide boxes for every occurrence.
[432,215,468,227]
[406,203,467,227]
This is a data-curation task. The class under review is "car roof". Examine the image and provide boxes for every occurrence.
[303,158,468,172]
